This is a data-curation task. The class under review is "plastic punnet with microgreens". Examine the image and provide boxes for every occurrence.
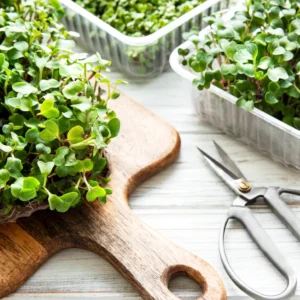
[178,0,300,129]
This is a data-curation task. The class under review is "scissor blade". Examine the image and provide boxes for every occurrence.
[197,146,248,195]
[197,147,240,181]
[213,141,247,181]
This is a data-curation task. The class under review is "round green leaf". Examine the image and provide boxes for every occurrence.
[213,70,222,81]
[257,56,272,70]
[233,49,252,63]
[5,157,23,178]
[5,96,34,112]
[25,118,39,129]
[62,81,84,99]
[38,99,60,119]
[53,146,69,166]
[66,187,82,207]
[48,192,78,212]
[25,128,39,143]
[36,143,51,154]
[74,160,84,172]
[82,159,93,172]
[0,143,12,153]
[37,161,54,177]
[86,185,106,202]
[236,81,250,92]
[40,79,61,91]
[265,92,279,104]
[59,63,83,77]
[108,118,120,138]
[221,64,238,75]
[0,169,10,183]
[267,67,289,82]
[12,82,37,95]
[9,114,26,130]
[0,169,10,188]
[243,101,254,111]
[56,165,76,178]
[283,51,293,62]
[60,192,78,205]
[39,120,59,142]
[67,125,84,144]
[14,41,29,53]
[272,46,285,55]
[11,177,40,201]
[239,64,255,77]
[268,82,280,94]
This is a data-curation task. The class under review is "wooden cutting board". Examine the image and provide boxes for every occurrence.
[0,91,226,300]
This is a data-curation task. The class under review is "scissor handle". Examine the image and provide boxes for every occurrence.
[220,205,297,300]
[265,187,300,241]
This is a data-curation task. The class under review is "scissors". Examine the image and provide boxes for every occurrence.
[198,141,300,300]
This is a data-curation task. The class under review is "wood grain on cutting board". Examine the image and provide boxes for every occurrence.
[0,92,226,300]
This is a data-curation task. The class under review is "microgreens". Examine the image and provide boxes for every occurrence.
[0,0,126,222]
[73,0,204,37]
[179,0,300,129]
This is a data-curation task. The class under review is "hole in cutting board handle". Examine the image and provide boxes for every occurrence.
[166,266,204,299]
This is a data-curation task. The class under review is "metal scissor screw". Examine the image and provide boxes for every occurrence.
[238,181,251,193]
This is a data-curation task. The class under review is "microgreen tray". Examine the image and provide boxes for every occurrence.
[60,0,228,77]
[170,19,300,170]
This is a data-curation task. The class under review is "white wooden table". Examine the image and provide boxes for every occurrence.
[5,70,300,300]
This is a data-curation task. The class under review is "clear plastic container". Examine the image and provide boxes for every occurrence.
[60,0,228,77]
[169,21,300,170]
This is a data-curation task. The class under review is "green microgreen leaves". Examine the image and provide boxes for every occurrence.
[0,170,10,189]
[0,0,122,221]
[37,161,55,185]
[12,82,38,96]
[40,79,61,91]
[73,0,204,37]
[62,81,85,99]
[257,57,273,70]
[85,180,107,203]
[108,118,121,138]
[39,120,59,142]
[74,159,94,172]
[48,192,78,212]
[86,185,106,202]
[67,126,84,144]
[5,157,23,179]
[180,0,300,130]
[267,68,289,82]
[11,177,40,201]
[38,100,60,119]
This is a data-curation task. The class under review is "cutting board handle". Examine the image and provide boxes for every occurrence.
[74,200,226,300]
